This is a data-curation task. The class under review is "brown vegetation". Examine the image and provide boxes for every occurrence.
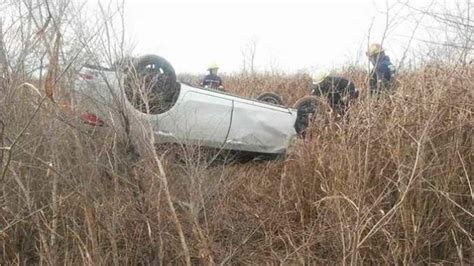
[1,64,472,264]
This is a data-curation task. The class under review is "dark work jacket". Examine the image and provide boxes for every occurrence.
[202,74,223,89]
[369,52,394,93]
[312,76,358,98]
[311,76,359,114]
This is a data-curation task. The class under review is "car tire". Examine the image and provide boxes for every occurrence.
[125,54,178,114]
[256,92,283,105]
[132,54,177,83]
[293,96,319,136]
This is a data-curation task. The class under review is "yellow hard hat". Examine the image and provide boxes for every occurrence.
[367,43,384,56]
[312,70,330,85]
[207,63,219,70]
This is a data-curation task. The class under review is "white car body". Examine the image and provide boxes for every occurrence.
[74,66,298,154]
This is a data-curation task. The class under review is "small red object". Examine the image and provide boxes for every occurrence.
[80,112,105,127]
[79,73,94,80]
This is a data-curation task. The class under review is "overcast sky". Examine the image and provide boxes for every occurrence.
[121,0,440,74]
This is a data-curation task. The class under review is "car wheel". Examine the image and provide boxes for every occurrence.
[124,54,178,114]
[293,96,319,136]
[256,92,283,105]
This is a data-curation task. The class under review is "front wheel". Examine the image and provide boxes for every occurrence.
[293,96,319,136]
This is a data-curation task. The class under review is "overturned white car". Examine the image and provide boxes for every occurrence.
[74,55,303,155]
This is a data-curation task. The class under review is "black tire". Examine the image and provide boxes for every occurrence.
[125,55,178,114]
[256,92,283,105]
[132,54,176,83]
[293,96,319,136]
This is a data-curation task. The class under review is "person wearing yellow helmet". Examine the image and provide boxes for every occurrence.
[310,70,359,117]
[366,43,395,94]
[201,63,224,90]
[366,43,383,57]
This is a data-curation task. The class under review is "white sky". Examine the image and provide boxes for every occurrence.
[121,0,440,74]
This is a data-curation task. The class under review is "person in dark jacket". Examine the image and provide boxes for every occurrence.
[311,71,359,117]
[366,43,395,95]
[201,63,224,90]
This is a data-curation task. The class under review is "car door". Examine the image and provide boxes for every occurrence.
[225,99,297,154]
[156,89,233,148]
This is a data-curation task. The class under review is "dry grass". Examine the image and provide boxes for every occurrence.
[0,64,473,264]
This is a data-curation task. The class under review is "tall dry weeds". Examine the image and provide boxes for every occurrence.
[0,63,472,264]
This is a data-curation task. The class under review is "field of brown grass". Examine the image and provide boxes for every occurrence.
[1,64,473,264]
